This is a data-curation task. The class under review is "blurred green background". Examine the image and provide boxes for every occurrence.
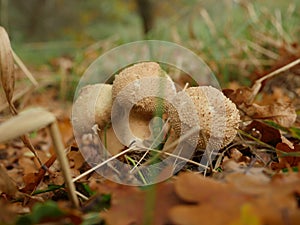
[1,0,299,86]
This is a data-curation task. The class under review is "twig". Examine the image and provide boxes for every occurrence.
[75,191,89,201]
[49,121,79,207]
[138,145,210,170]
[72,147,134,183]
[250,58,300,103]
[12,50,38,86]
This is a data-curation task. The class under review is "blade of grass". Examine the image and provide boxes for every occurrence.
[125,155,147,185]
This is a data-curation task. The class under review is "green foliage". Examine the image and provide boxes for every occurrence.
[3,0,300,86]
[32,184,64,195]
[16,201,64,225]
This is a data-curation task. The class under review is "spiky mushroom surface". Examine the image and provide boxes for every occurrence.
[167,86,240,150]
[112,62,176,114]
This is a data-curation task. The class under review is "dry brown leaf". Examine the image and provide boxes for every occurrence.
[0,26,16,113]
[0,200,18,224]
[68,151,84,170]
[21,154,57,194]
[171,204,239,225]
[18,156,37,174]
[244,120,281,146]
[170,172,250,225]
[223,87,254,105]
[271,143,300,170]
[0,163,23,198]
[93,180,183,225]
[222,160,271,183]
[169,172,300,225]
[245,102,296,127]
[223,86,297,127]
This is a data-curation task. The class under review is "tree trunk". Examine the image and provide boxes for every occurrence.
[136,0,154,35]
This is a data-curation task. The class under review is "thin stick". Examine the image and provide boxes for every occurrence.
[75,191,89,201]
[72,147,134,183]
[250,58,300,103]
[139,145,209,170]
[49,121,79,208]
[12,50,38,86]
[183,82,189,91]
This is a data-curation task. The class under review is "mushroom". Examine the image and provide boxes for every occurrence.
[167,86,240,150]
[112,62,176,115]
[72,83,112,134]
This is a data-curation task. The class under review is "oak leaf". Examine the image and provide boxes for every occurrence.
[93,180,183,225]
[169,172,300,225]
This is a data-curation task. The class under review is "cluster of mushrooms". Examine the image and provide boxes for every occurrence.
[74,62,240,156]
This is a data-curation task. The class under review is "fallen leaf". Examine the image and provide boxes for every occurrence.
[223,87,254,105]
[93,180,183,225]
[0,163,22,198]
[170,172,250,225]
[245,102,296,127]
[271,143,300,170]
[67,150,84,170]
[223,86,297,128]
[0,200,17,224]
[169,172,300,225]
[21,154,57,194]
[0,26,16,113]
[244,120,281,146]
[222,160,271,183]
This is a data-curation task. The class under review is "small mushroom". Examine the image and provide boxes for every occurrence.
[72,84,112,134]
[167,86,240,150]
[112,62,176,115]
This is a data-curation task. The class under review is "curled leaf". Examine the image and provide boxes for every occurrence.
[245,102,296,127]
[0,26,16,113]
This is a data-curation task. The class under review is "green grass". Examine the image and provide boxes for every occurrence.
[10,0,300,88]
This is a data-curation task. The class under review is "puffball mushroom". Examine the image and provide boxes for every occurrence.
[112,62,176,114]
[72,84,112,133]
[167,86,240,150]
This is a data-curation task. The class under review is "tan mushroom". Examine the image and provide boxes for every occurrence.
[112,62,176,115]
[72,83,112,134]
[167,86,240,150]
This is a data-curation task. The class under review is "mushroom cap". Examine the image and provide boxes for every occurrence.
[167,86,240,150]
[72,83,112,134]
[112,62,176,114]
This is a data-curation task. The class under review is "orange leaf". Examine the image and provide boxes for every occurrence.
[94,180,183,225]
[272,143,300,170]
[170,172,300,225]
